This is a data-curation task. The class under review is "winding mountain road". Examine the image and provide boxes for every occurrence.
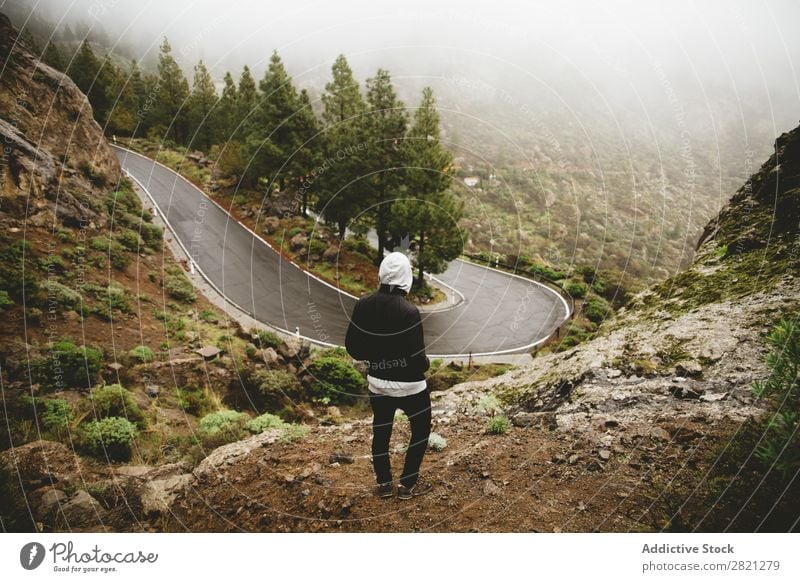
[113,146,569,356]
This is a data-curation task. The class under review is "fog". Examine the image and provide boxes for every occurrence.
[6,0,800,176]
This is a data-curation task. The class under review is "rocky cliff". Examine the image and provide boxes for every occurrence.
[1,13,120,229]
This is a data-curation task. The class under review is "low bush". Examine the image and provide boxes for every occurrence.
[164,271,196,302]
[254,330,281,350]
[428,432,447,451]
[583,295,612,324]
[177,386,214,416]
[40,398,72,434]
[82,417,138,461]
[115,228,144,252]
[245,412,286,434]
[254,369,299,397]
[564,280,588,299]
[197,410,248,445]
[128,345,154,363]
[139,222,163,250]
[31,339,103,391]
[751,316,800,475]
[87,384,146,428]
[486,415,510,435]
[0,290,12,313]
[90,236,130,270]
[307,356,367,404]
[45,281,82,310]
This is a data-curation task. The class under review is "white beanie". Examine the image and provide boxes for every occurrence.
[379,252,413,294]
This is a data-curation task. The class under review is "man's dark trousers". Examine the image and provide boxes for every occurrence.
[369,387,432,488]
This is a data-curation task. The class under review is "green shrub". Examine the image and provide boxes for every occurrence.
[0,290,12,313]
[115,228,144,252]
[751,317,800,476]
[564,280,588,298]
[428,432,447,451]
[197,410,248,445]
[486,415,510,435]
[139,222,163,249]
[177,386,214,416]
[525,262,566,281]
[88,384,146,428]
[287,227,304,238]
[476,394,503,415]
[38,254,67,272]
[307,356,367,404]
[246,412,286,434]
[46,281,82,310]
[82,417,138,461]
[254,330,281,349]
[200,309,220,323]
[279,423,310,442]
[90,236,130,270]
[583,295,612,324]
[248,369,299,410]
[128,345,154,363]
[31,339,103,391]
[306,238,327,258]
[78,161,109,188]
[107,182,141,214]
[40,398,71,433]
[342,236,374,260]
[164,271,196,302]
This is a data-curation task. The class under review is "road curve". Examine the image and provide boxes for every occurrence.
[113,146,569,356]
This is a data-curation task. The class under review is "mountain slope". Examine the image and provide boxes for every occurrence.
[144,126,799,532]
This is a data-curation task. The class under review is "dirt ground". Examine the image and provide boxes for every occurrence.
[143,412,745,533]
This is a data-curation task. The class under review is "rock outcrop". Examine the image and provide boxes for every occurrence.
[0,13,120,230]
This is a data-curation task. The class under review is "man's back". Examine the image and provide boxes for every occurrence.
[345,285,429,382]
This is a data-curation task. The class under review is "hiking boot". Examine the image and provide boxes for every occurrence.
[397,480,432,500]
[376,482,394,499]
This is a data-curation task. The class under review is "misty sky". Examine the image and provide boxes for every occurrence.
[9,0,799,91]
[6,0,800,174]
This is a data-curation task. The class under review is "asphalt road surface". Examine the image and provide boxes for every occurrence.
[113,146,569,356]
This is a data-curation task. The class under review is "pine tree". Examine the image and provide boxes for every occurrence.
[66,41,114,126]
[391,87,463,285]
[42,41,64,71]
[152,38,190,144]
[105,63,139,135]
[363,68,408,263]
[187,60,219,150]
[292,88,321,216]
[317,54,367,238]
[217,71,238,140]
[236,65,257,134]
[247,51,300,192]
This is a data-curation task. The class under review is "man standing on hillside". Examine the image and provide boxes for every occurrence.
[345,252,433,500]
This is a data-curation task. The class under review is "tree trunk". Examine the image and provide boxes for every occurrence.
[416,230,425,287]
[338,218,347,241]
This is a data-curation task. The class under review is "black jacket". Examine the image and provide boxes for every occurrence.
[345,284,430,382]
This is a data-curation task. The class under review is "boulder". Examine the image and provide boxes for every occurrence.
[140,473,195,515]
[261,347,280,365]
[0,440,80,485]
[193,428,285,482]
[279,337,302,360]
[322,244,340,262]
[55,490,108,528]
[511,411,557,430]
[290,233,308,251]
[262,217,280,235]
